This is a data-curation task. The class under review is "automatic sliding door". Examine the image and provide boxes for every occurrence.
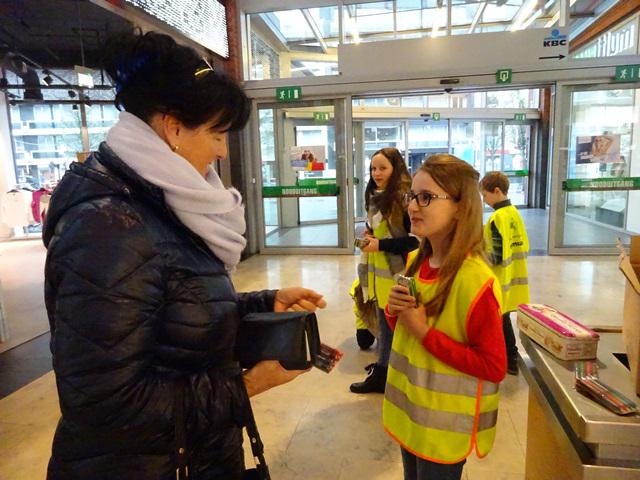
[257,100,349,251]
[451,120,531,206]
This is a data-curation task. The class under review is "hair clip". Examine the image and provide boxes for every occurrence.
[195,56,214,77]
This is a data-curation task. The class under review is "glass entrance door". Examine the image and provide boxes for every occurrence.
[450,119,532,206]
[257,99,349,251]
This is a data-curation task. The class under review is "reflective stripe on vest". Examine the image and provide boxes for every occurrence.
[385,383,498,435]
[501,276,529,293]
[390,350,499,397]
[500,251,528,268]
[383,255,502,462]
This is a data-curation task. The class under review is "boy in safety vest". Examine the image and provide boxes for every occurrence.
[480,171,530,375]
[386,155,506,479]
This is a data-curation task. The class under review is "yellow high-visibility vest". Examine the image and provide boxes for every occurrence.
[383,254,502,463]
[484,205,530,312]
[367,218,404,309]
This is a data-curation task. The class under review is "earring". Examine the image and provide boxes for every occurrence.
[172,145,180,152]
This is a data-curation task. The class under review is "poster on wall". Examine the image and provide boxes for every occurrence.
[290,146,326,171]
[576,134,621,164]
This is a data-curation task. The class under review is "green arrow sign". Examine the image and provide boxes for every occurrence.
[313,112,330,122]
[496,69,512,85]
[514,113,526,121]
[276,86,302,102]
[562,177,640,192]
[432,112,441,121]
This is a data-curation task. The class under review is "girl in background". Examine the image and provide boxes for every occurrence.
[351,147,418,394]
[385,154,506,480]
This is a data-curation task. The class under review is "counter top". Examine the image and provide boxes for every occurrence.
[521,332,640,448]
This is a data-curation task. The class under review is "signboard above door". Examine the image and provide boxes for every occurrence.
[338,28,568,79]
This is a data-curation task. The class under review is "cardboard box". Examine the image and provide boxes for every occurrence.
[619,235,640,397]
[517,304,599,360]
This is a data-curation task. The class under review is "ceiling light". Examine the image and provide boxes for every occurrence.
[67,89,77,98]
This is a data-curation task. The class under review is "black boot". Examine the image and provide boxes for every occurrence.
[356,329,375,350]
[350,364,387,394]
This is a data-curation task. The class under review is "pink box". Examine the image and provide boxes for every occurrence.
[517,304,599,361]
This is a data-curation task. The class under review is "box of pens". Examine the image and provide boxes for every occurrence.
[575,361,637,416]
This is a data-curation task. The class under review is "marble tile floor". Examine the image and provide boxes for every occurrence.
[0,253,628,479]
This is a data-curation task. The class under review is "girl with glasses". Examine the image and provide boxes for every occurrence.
[384,154,506,480]
[350,147,419,394]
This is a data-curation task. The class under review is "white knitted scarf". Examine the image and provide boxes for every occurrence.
[106,111,246,270]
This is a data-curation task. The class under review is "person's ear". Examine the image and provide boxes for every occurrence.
[162,114,182,151]
[493,187,501,195]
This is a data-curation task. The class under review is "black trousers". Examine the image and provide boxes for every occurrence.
[400,448,465,480]
[503,312,518,361]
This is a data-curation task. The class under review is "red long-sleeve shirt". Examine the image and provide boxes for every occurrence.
[386,259,506,383]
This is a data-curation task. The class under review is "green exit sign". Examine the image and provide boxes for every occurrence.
[615,65,640,82]
[514,113,526,121]
[496,69,512,84]
[432,112,441,121]
[276,86,302,102]
[313,112,330,122]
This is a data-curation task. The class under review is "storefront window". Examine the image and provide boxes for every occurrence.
[87,104,120,150]
[9,104,83,189]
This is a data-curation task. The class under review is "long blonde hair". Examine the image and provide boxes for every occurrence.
[406,154,485,317]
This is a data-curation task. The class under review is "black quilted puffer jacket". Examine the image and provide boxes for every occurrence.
[43,143,275,480]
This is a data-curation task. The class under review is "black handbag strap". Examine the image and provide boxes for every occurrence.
[244,390,271,480]
[173,371,270,480]
[174,378,190,479]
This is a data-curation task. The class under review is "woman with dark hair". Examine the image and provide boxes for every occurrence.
[43,31,325,480]
[350,147,419,394]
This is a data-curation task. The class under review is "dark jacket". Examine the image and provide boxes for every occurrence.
[43,143,275,479]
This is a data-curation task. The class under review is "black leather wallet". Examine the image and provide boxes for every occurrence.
[235,311,321,370]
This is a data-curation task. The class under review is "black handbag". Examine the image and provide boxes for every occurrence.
[235,311,321,370]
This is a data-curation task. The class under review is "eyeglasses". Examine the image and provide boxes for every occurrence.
[403,191,451,208]
[195,57,214,77]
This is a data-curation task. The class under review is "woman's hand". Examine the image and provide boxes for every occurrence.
[243,360,309,397]
[397,305,429,340]
[387,284,416,315]
[274,287,327,312]
[360,234,379,252]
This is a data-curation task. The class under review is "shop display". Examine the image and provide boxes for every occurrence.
[1,189,33,228]
[517,304,599,360]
